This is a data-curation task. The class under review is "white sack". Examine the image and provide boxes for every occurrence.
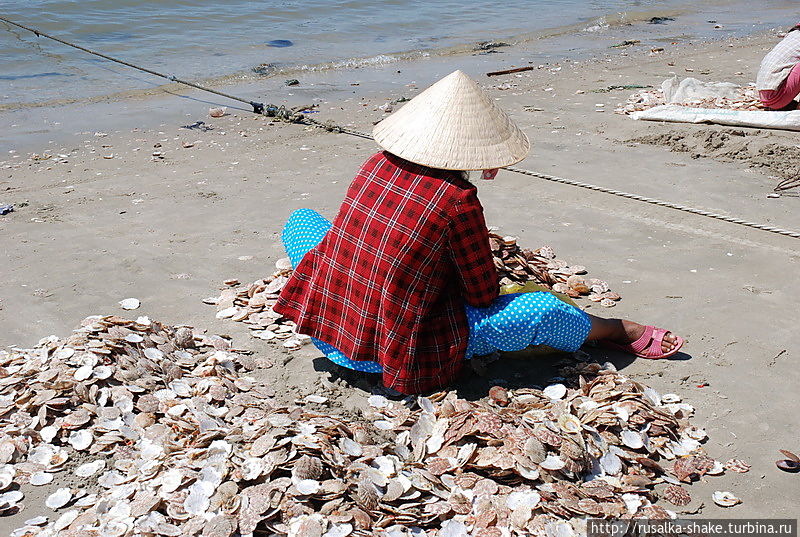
[631,104,800,131]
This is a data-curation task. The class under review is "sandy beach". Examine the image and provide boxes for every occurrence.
[2,16,800,535]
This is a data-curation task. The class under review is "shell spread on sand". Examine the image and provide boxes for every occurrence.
[118,298,140,310]
[0,314,736,537]
[712,491,741,507]
[543,384,567,400]
[45,488,72,510]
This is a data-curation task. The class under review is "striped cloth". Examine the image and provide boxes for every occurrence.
[757,30,800,91]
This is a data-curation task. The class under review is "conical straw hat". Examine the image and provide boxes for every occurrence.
[372,70,530,170]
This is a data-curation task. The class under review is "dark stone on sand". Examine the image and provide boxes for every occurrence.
[648,17,675,24]
[285,79,300,86]
[267,39,294,48]
[475,41,510,51]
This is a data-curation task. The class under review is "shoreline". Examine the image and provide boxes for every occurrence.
[2,1,795,154]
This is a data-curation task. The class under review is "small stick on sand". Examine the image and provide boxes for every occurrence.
[486,66,534,77]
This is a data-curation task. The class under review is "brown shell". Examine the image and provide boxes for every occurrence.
[663,484,691,506]
[524,437,548,464]
[535,427,563,448]
[292,455,323,480]
[354,475,380,511]
[724,458,751,473]
[488,386,510,407]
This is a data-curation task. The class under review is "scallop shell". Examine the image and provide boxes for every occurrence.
[275,257,293,271]
[30,472,54,486]
[0,465,13,491]
[540,454,566,471]
[118,298,140,310]
[724,459,750,473]
[75,460,106,478]
[0,490,23,510]
[292,455,323,480]
[68,430,93,451]
[557,414,582,434]
[45,488,72,510]
[543,384,567,400]
[620,430,644,449]
[663,484,691,506]
[712,491,741,507]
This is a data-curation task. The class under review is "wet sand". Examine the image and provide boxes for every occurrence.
[2,25,800,532]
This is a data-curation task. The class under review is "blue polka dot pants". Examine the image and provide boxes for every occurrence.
[281,209,592,373]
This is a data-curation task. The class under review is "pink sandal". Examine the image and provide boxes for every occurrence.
[600,325,684,359]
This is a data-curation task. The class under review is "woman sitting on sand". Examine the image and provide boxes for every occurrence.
[274,70,684,395]
[758,22,800,111]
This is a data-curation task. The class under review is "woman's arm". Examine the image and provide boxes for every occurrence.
[448,190,499,308]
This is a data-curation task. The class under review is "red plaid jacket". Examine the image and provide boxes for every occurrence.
[274,152,499,394]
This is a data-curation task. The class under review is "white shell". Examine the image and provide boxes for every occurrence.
[124,334,144,343]
[368,395,390,408]
[643,387,661,406]
[295,479,321,495]
[621,430,644,449]
[685,426,707,441]
[94,365,113,379]
[45,488,72,509]
[540,454,566,471]
[622,493,643,514]
[0,465,13,491]
[557,414,582,434]
[706,461,725,475]
[54,510,79,531]
[215,307,239,319]
[661,393,681,404]
[506,490,541,510]
[119,298,140,310]
[30,472,54,486]
[68,430,93,451]
[323,523,354,537]
[712,491,741,507]
[275,257,293,271]
[439,520,469,537]
[373,420,395,430]
[75,460,106,478]
[144,348,164,360]
[543,384,567,400]
[0,490,23,508]
[341,438,363,457]
[73,365,93,381]
[24,516,48,526]
[600,451,622,475]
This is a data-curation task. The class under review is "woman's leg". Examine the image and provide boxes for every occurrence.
[281,208,332,268]
[280,209,383,373]
[466,292,592,356]
[467,292,680,357]
[760,62,800,110]
[585,315,680,353]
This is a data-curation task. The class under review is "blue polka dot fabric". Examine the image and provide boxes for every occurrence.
[281,209,591,374]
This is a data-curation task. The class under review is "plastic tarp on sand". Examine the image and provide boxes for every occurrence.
[631,104,800,131]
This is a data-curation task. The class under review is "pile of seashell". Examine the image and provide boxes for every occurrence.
[1,316,745,536]
[204,232,622,352]
[615,86,761,115]
[488,233,620,307]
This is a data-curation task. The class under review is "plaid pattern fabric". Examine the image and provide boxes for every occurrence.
[757,30,800,90]
[274,151,499,394]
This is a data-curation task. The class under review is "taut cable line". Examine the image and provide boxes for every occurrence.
[2,15,799,240]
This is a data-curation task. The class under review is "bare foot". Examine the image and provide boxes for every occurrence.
[620,320,679,353]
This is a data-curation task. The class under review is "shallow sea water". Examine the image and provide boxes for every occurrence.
[1,0,795,109]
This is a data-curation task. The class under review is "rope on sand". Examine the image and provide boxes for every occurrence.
[3,15,800,240]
